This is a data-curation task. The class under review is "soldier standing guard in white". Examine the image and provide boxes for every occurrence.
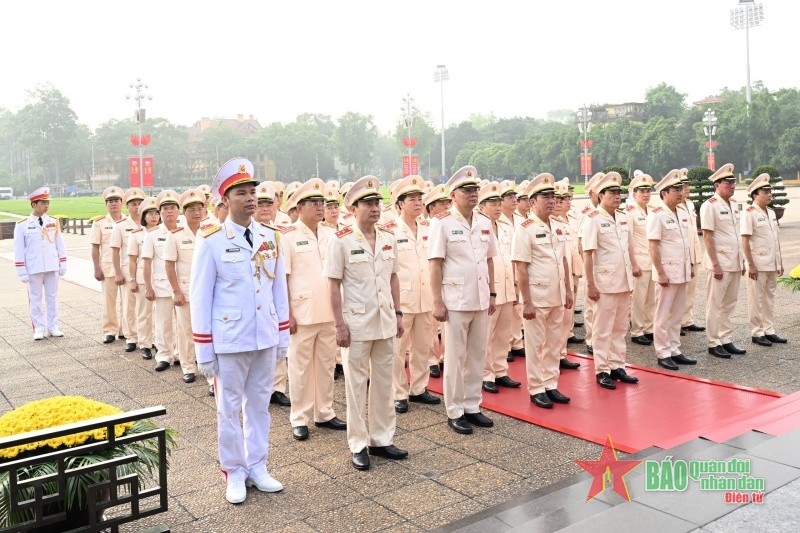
[190,157,289,504]
[14,187,66,340]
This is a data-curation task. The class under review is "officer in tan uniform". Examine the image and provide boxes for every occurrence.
[741,174,787,347]
[337,182,356,228]
[478,182,521,393]
[282,178,346,440]
[111,188,145,352]
[499,182,526,362]
[513,174,573,408]
[388,175,441,413]
[700,163,747,358]
[626,173,656,346]
[90,186,127,343]
[325,176,407,471]
[127,198,159,360]
[679,169,705,333]
[428,166,498,435]
[552,180,582,369]
[322,184,342,230]
[422,184,451,378]
[647,170,696,370]
[272,181,293,227]
[581,172,641,389]
[577,172,606,355]
[562,179,585,352]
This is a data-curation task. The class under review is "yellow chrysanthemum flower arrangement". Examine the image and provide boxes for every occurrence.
[777,265,800,292]
[0,396,134,460]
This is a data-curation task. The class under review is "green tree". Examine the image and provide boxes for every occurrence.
[687,166,714,218]
[336,112,377,178]
[645,83,687,120]
[592,119,642,175]
[442,121,482,175]
[635,117,683,177]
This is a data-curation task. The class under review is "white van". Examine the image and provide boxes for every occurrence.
[0,187,13,200]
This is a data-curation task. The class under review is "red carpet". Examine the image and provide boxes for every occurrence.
[426,353,784,453]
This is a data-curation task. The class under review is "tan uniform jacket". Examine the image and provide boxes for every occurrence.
[491,217,516,306]
[390,217,433,314]
[164,225,197,297]
[700,193,744,272]
[109,217,140,273]
[626,204,653,271]
[90,213,127,277]
[646,206,692,284]
[682,199,703,264]
[581,207,634,294]
[567,210,583,277]
[141,224,173,298]
[282,220,336,325]
[511,213,567,308]
[740,204,782,272]
[126,227,153,284]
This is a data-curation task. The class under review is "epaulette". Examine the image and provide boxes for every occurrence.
[626,205,635,212]
[342,213,354,219]
[276,225,296,233]
[259,222,278,231]
[381,221,397,231]
[419,219,430,226]
[652,206,663,213]
[497,217,511,225]
[336,226,353,239]
[91,214,105,222]
[746,206,755,212]
[132,227,143,233]
[616,208,625,213]
[434,211,451,219]
[378,225,394,233]
[201,225,222,238]
[708,197,718,203]
[588,211,599,218]
[581,205,592,214]
[521,219,534,228]
[16,218,26,224]
[171,226,183,233]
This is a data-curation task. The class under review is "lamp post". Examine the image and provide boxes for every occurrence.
[577,105,593,185]
[126,78,152,187]
[730,1,764,109]
[703,108,718,171]
[434,65,449,179]
[401,93,417,158]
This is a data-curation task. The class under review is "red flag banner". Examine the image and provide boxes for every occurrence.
[143,157,154,187]
[580,154,593,176]
[129,157,141,187]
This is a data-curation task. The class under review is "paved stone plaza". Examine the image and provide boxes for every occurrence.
[1,196,798,532]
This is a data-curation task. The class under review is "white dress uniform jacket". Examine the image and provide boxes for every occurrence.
[14,214,66,276]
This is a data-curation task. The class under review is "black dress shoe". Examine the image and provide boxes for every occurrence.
[586,345,594,355]
[429,364,441,378]
[173,360,181,366]
[351,448,370,470]
[610,368,639,384]
[708,346,731,359]
[496,375,521,388]
[545,389,571,404]
[464,412,493,427]
[631,335,652,346]
[574,320,584,327]
[208,384,215,396]
[722,343,746,355]
[596,372,616,389]
[506,352,515,363]
[315,417,347,430]
[270,391,291,406]
[672,353,697,365]
[765,334,788,344]
[575,309,582,314]
[141,347,153,359]
[567,335,585,345]
[751,336,772,347]
[680,330,686,336]
[509,348,526,358]
[183,373,196,383]
[368,444,408,460]
[560,358,581,370]
[657,357,679,371]
[409,390,441,404]
[292,426,309,441]
[125,342,136,352]
[530,392,553,409]
[102,335,115,344]
[682,324,706,332]
[482,380,498,393]
[117,334,126,340]
[394,399,409,413]
[334,363,344,380]
[448,416,473,434]
[644,333,654,341]
[154,361,170,372]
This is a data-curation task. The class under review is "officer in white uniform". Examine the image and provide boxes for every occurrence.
[191,157,289,504]
[741,174,787,346]
[422,184,451,377]
[577,172,605,355]
[14,187,66,340]
[110,188,145,352]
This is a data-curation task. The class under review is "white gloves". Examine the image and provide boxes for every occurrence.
[198,360,219,378]
[20,275,29,284]
[277,347,288,360]
[59,266,66,277]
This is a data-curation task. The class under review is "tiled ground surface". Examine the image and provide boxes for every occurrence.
[1,212,799,532]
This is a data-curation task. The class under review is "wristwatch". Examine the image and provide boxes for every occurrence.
[395,310,404,317]
[490,292,497,298]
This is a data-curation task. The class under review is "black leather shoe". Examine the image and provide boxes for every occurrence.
[531,392,553,409]
[173,360,181,366]
[141,347,153,359]
[722,343,746,355]
[334,363,344,380]
[464,412,493,427]
[448,416,473,434]
[369,444,408,460]
[631,335,652,346]
[545,389,571,404]
[574,320,584,327]
[351,448,370,470]
[644,332,654,341]
[506,352,515,362]
[658,357,679,371]
[560,358,581,370]
[292,426,309,441]
[183,373,196,383]
[125,342,136,352]
[586,345,594,355]
[429,364,441,378]
[208,384,215,396]
[682,324,706,332]
[409,390,441,404]
[596,372,616,389]
[154,361,170,372]
[270,391,291,406]
[575,308,582,314]
[752,336,772,347]
[765,334,788,344]
[680,330,685,336]
[708,346,731,359]
[482,380,499,393]
[672,353,697,365]
[315,417,347,430]
[394,399,409,413]
[495,375,521,388]
[509,348,526,358]
[567,335,585,345]
[610,368,639,384]
[102,335,115,344]
[117,334,126,340]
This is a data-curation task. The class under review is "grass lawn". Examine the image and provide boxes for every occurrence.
[0,198,108,219]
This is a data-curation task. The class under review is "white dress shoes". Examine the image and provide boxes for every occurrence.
[245,465,283,493]
[33,330,45,341]
[48,329,64,337]
[225,477,247,504]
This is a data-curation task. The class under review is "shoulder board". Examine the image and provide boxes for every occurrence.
[676,204,687,210]
[626,205,635,212]
[419,219,430,226]
[581,206,592,214]
[277,225,296,233]
[201,225,222,238]
[567,212,577,219]
[342,213,354,219]
[708,197,718,203]
[434,211,451,219]
[521,219,534,228]
[336,227,353,238]
[378,225,394,233]
[616,208,625,213]
[17,218,27,224]
[171,226,183,233]
[588,211,599,218]
[497,217,511,225]
[381,221,397,231]
[91,214,105,222]
[132,227,143,233]
[260,222,277,231]
[746,206,755,212]
[652,206,663,213]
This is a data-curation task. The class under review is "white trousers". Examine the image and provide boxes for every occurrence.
[524,306,565,395]
[154,297,176,363]
[215,347,276,482]
[706,271,741,347]
[121,273,138,343]
[443,310,488,419]
[28,271,59,332]
[747,271,777,337]
[654,282,687,360]
[133,290,154,349]
[394,312,435,400]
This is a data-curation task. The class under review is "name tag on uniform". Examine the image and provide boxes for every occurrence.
[181,240,193,245]
[600,223,610,228]
[720,211,729,215]
[297,240,309,246]
[225,248,240,252]
[535,233,546,238]
[666,219,675,224]
[351,249,365,255]
[105,226,113,230]
[157,237,166,241]
[397,238,409,243]
[452,230,463,235]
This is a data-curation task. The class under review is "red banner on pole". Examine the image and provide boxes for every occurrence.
[580,154,593,176]
[402,155,419,177]
[129,157,141,187]
[707,152,716,171]
[143,157,154,187]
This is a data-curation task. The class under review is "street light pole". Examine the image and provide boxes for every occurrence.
[434,65,449,179]
[577,105,593,185]
[126,78,152,188]
[730,1,764,110]
[703,108,718,171]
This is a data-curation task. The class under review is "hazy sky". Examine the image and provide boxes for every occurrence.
[1,0,794,133]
